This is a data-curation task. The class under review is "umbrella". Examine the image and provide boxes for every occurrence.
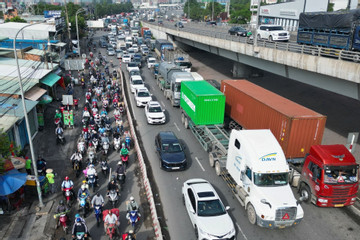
[0,169,27,196]
[39,94,53,104]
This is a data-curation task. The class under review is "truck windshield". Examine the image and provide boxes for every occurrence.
[174,82,181,92]
[323,166,358,184]
[254,173,289,186]
[176,62,192,68]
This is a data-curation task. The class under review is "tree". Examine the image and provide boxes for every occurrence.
[229,0,251,24]
[327,3,334,12]
[204,2,224,21]
[5,16,27,23]
[184,0,204,21]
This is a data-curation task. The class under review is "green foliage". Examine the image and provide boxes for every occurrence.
[32,3,62,15]
[0,129,10,159]
[94,2,133,18]
[5,16,27,23]
[204,2,224,21]
[327,3,334,12]
[184,0,204,21]
[229,0,251,24]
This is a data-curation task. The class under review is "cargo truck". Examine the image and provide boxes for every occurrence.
[155,39,174,61]
[157,62,182,91]
[179,81,304,228]
[297,9,360,51]
[164,48,192,72]
[220,80,358,207]
[141,27,152,39]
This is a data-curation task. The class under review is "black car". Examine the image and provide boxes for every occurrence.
[155,131,187,171]
[175,22,184,28]
[206,21,217,26]
[228,26,248,37]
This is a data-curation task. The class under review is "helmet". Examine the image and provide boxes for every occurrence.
[76,217,81,223]
[82,180,86,184]
[59,200,64,205]
[89,164,94,168]
[129,230,134,234]
[122,143,126,147]
[82,192,86,196]
[84,107,88,111]
[89,142,93,146]
[56,109,59,113]
[75,213,80,218]
[118,161,123,165]
[81,185,85,190]
[65,176,69,181]
[130,196,134,202]
[96,192,100,197]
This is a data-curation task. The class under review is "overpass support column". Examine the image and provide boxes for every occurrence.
[232,62,252,78]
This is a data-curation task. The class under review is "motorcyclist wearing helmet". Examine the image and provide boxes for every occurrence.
[54,109,62,121]
[72,217,88,239]
[123,229,136,240]
[120,143,129,157]
[115,161,126,182]
[126,196,139,213]
[36,156,47,175]
[77,185,90,201]
[104,210,119,235]
[91,192,104,209]
[107,177,119,195]
[70,151,82,168]
[61,176,75,196]
[55,125,64,136]
[55,200,69,220]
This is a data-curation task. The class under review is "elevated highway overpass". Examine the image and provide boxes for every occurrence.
[142,21,360,100]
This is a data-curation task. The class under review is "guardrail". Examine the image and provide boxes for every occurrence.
[120,69,163,240]
[145,21,360,63]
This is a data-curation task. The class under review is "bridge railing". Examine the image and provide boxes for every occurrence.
[146,21,360,63]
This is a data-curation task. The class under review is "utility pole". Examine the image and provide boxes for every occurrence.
[212,0,214,21]
[64,0,71,43]
[187,0,190,19]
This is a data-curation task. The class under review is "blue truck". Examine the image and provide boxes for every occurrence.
[297,9,360,51]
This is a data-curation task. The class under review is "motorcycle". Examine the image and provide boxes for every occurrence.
[108,189,118,208]
[92,138,99,151]
[88,151,96,165]
[117,173,125,190]
[87,174,96,192]
[94,204,102,227]
[77,142,86,155]
[56,132,65,144]
[127,210,140,229]
[122,232,136,240]
[125,135,131,150]
[121,154,129,167]
[75,232,85,240]
[114,137,121,152]
[78,194,89,217]
[73,160,82,178]
[54,210,70,234]
[106,223,117,240]
[102,141,110,155]
[63,187,74,207]
[101,159,109,176]
[105,123,112,134]
[74,98,79,110]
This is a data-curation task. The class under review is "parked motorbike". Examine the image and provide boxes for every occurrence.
[108,189,119,208]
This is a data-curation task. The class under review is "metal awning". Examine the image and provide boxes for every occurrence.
[51,42,66,47]
[24,86,47,101]
[40,73,61,87]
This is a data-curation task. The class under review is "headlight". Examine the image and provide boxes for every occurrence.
[351,197,357,201]
[198,227,211,238]
[273,33,278,36]
[228,227,236,235]
[318,198,328,203]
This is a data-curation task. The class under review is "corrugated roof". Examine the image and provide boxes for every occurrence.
[24,86,46,101]
[0,22,56,40]
[0,115,18,132]
[40,73,60,87]
[0,65,51,80]
[0,96,38,118]
[0,77,38,95]
[0,57,58,69]
[25,49,44,56]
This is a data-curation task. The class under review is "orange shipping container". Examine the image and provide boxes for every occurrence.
[221,80,327,158]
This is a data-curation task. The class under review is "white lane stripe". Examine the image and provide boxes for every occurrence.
[174,122,180,132]
[236,222,248,240]
[160,101,165,107]
[195,157,205,172]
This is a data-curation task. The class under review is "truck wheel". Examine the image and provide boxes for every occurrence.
[184,117,189,129]
[209,152,215,167]
[215,161,221,176]
[247,203,257,225]
[181,113,185,124]
[300,185,311,203]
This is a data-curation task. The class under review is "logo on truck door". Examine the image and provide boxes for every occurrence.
[259,153,277,161]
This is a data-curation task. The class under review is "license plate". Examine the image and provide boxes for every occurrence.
[334,204,344,207]
[279,225,286,229]
[172,167,180,170]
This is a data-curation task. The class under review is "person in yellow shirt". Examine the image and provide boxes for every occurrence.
[46,169,55,194]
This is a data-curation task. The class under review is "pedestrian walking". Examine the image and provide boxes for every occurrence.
[46,169,55,194]
[25,156,32,175]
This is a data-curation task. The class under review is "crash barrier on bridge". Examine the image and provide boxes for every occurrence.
[119,69,163,240]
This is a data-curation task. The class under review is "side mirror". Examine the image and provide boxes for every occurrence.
[225,206,230,211]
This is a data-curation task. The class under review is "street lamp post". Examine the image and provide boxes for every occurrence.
[76,8,85,58]
[13,22,44,208]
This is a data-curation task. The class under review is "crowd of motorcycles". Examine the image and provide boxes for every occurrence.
[53,35,139,240]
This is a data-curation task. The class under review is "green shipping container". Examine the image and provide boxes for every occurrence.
[180,81,225,125]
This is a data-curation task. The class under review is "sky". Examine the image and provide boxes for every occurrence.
[332,0,348,10]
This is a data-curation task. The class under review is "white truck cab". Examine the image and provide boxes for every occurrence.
[226,129,303,228]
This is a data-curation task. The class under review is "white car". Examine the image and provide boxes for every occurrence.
[130,75,144,93]
[145,101,166,124]
[182,179,236,240]
[127,62,139,73]
[122,54,131,63]
[132,44,139,53]
[147,57,157,69]
[134,87,152,107]
[257,25,290,42]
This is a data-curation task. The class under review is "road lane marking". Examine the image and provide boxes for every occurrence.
[195,157,205,172]
[174,122,180,132]
[236,223,248,240]
[160,101,165,107]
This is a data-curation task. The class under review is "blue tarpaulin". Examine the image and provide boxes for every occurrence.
[0,169,27,196]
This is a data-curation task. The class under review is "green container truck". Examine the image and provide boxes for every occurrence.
[180,81,228,152]
[180,81,225,126]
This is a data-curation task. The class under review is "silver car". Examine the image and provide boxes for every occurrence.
[107,47,115,56]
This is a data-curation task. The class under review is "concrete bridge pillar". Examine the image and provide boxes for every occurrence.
[232,62,252,78]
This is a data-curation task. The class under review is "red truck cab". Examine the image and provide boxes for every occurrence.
[299,145,359,207]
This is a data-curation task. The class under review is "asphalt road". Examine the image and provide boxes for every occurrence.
[122,46,360,240]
